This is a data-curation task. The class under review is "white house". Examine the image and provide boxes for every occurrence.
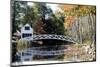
[21,24,33,41]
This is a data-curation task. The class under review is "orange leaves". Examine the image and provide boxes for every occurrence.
[59,4,76,28]
[64,16,75,28]
[60,4,75,12]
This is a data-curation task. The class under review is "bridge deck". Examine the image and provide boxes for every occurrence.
[32,34,77,43]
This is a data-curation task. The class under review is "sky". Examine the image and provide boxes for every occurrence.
[46,3,60,13]
[27,2,35,6]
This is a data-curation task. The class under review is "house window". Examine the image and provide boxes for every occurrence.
[25,26,30,30]
[22,33,32,38]
[24,58,30,61]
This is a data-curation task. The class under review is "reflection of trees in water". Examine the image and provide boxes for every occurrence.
[12,42,17,62]
[31,40,69,60]
[33,55,64,60]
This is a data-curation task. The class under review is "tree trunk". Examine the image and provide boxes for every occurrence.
[88,13,93,45]
[89,13,96,48]
[76,17,80,44]
[79,17,83,45]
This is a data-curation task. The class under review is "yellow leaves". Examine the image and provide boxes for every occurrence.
[64,16,75,28]
[59,4,96,17]
[90,6,96,14]
[58,4,96,30]
[78,6,89,16]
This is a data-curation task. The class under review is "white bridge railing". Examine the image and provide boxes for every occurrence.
[12,34,77,43]
[32,34,77,43]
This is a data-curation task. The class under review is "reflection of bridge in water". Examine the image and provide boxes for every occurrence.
[18,46,68,61]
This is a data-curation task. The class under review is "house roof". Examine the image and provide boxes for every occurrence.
[21,23,32,29]
[24,24,31,27]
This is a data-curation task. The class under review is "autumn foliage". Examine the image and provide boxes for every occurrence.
[64,16,75,28]
[33,21,47,34]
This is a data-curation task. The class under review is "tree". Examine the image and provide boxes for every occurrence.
[12,1,27,33]
[59,4,96,45]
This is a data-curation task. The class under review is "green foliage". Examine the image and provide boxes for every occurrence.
[12,1,27,33]
[17,39,31,52]
[52,14,65,35]
[12,1,65,35]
